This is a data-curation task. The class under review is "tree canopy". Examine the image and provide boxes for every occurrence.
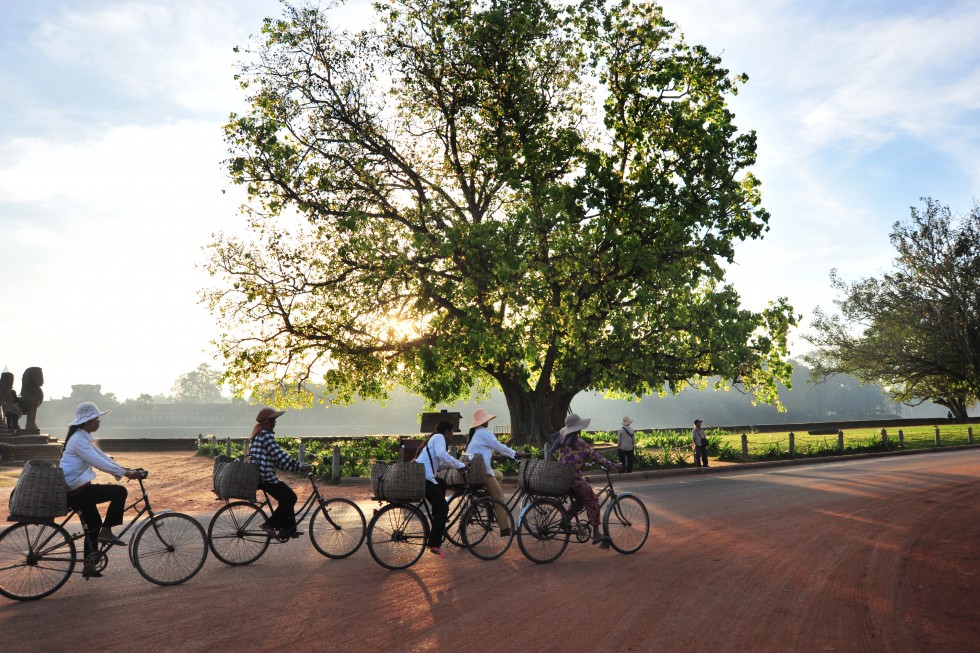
[205,0,795,445]
[171,364,226,404]
[805,198,980,420]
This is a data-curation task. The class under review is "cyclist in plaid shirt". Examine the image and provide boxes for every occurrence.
[249,408,310,538]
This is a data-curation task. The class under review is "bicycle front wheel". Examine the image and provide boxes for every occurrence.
[207,501,270,566]
[603,494,649,554]
[443,492,470,548]
[367,504,428,570]
[0,522,76,601]
[133,513,208,585]
[310,498,366,559]
[517,497,569,564]
[461,497,514,561]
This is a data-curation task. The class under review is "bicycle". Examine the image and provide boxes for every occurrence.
[442,455,530,551]
[207,468,366,565]
[0,470,208,601]
[517,465,649,564]
[366,466,515,569]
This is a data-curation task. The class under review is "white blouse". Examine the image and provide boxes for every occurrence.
[59,428,127,490]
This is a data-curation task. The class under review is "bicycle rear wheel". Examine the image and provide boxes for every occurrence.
[603,494,649,554]
[132,513,208,585]
[207,501,270,566]
[517,497,569,564]
[0,522,76,601]
[461,497,514,561]
[310,498,366,559]
[367,503,428,570]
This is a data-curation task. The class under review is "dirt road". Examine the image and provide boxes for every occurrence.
[1,450,978,652]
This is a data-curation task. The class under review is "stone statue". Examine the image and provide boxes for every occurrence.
[16,367,44,434]
[1,371,21,433]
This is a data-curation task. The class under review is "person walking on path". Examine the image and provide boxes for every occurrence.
[249,408,311,539]
[692,419,709,468]
[616,417,637,473]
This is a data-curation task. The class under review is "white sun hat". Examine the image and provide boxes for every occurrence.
[559,413,591,437]
[70,402,110,426]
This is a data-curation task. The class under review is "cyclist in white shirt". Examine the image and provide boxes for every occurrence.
[415,419,466,558]
[463,407,525,536]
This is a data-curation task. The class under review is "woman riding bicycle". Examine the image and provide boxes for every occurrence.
[59,402,145,576]
[553,413,620,548]
[415,419,467,558]
[464,407,526,537]
[249,408,311,539]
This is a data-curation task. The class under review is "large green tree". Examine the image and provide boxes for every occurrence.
[205,0,795,445]
[805,198,980,420]
[171,364,226,404]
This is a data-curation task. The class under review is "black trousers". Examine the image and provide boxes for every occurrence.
[695,444,709,467]
[424,480,449,548]
[618,449,635,473]
[259,481,297,532]
[68,483,128,557]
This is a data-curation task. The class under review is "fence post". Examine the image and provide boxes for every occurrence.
[197,433,203,449]
[298,439,306,464]
[741,433,748,462]
[898,429,905,449]
[225,437,232,456]
[331,445,341,483]
[788,432,795,458]
[244,438,251,457]
[935,426,941,447]
[881,428,888,449]
[970,426,974,445]
[837,430,844,454]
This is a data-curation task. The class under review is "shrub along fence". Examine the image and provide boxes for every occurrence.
[196,424,978,482]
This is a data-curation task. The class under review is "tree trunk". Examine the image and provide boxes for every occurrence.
[497,378,575,448]
[937,396,969,422]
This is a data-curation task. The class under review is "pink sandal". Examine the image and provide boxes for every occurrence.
[427,546,446,558]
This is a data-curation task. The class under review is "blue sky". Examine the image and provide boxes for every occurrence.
[2,0,978,401]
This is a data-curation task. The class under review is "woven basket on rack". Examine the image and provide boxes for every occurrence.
[212,455,233,497]
[371,462,425,502]
[216,458,259,501]
[437,454,487,487]
[518,458,574,497]
[8,460,69,519]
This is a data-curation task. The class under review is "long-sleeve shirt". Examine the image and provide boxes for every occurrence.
[465,427,517,476]
[617,426,635,451]
[60,429,127,490]
[692,427,708,446]
[555,435,617,484]
[416,433,465,482]
[249,429,302,483]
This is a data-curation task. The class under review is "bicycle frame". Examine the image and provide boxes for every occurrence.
[252,471,346,540]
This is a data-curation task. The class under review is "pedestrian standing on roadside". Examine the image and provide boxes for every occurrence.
[692,419,709,467]
[616,417,637,473]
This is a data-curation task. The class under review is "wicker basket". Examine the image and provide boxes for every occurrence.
[8,460,69,519]
[371,462,425,502]
[216,458,259,501]
[212,455,233,497]
[518,458,574,497]
[437,454,487,487]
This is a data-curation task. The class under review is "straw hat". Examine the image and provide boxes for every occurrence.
[622,416,634,426]
[71,402,110,426]
[470,407,496,429]
[559,413,591,437]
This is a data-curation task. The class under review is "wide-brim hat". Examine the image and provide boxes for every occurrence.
[470,408,496,429]
[559,413,591,437]
[256,407,285,423]
[71,402,110,426]
[622,417,633,426]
